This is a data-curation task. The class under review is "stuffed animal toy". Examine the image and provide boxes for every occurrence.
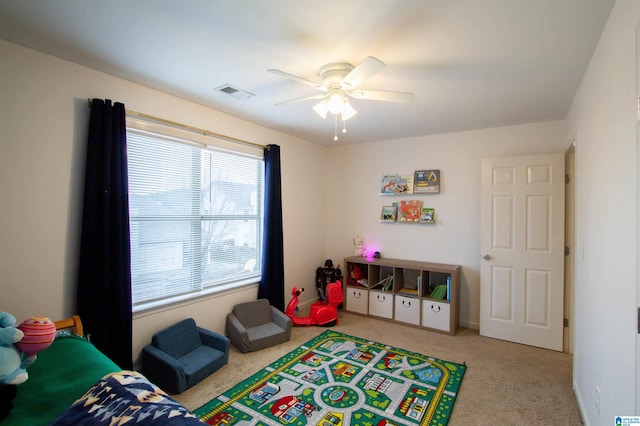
[0,315,54,387]
[0,311,33,385]
[353,236,365,257]
[0,312,29,386]
[0,312,29,422]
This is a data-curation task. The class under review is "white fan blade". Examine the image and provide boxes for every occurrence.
[268,69,323,89]
[275,94,326,106]
[341,56,386,89]
[348,89,414,103]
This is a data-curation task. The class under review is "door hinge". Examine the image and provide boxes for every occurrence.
[565,174,570,184]
[565,246,570,256]
[564,318,569,327]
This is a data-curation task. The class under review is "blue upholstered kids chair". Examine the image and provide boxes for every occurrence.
[141,318,229,394]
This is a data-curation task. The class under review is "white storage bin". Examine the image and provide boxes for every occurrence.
[368,291,393,319]
[422,300,450,331]
[346,288,368,314]
[394,295,420,325]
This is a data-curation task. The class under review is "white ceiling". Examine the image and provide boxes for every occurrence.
[0,0,615,145]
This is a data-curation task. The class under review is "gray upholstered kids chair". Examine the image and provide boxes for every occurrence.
[141,318,229,394]
[225,299,291,353]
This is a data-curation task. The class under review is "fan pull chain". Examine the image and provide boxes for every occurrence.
[332,114,349,141]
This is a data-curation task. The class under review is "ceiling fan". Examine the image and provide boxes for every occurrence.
[268,57,413,140]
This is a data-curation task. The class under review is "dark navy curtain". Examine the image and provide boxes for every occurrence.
[258,144,285,311]
[77,99,132,369]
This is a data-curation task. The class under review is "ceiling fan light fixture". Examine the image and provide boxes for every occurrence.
[312,99,329,119]
[341,99,357,121]
[314,94,357,121]
[270,56,414,142]
[327,92,346,114]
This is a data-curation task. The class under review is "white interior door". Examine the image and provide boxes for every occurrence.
[480,154,565,351]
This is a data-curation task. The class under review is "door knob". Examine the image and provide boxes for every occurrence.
[482,253,491,260]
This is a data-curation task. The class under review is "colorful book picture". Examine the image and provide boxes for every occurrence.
[420,208,435,223]
[398,200,422,222]
[380,205,397,222]
[381,174,409,194]
[414,169,440,193]
[400,174,414,194]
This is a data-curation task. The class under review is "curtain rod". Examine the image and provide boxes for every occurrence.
[87,98,267,150]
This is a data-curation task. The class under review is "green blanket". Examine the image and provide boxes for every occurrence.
[4,334,120,425]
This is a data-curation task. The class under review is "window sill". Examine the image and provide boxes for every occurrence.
[133,278,259,318]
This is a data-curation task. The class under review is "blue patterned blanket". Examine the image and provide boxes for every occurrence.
[50,370,203,425]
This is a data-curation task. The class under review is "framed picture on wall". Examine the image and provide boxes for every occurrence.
[420,208,435,224]
[398,200,422,222]
[381,174,408,194]
[380,205,397,222]
[414,169,440,193]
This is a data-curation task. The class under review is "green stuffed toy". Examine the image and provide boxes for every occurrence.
[0,312,30,386]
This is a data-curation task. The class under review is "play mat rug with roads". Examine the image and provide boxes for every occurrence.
[195,330,466,426]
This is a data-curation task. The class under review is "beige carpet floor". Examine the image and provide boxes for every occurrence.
[173,312,582,425]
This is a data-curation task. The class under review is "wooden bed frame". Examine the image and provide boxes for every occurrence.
[53,315,84,336]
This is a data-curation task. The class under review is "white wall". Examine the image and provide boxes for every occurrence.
[325,121,567,329]
[565,0,639,423]
[0,39,329,363]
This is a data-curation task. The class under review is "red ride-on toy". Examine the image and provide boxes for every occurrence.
[285,282,343,327]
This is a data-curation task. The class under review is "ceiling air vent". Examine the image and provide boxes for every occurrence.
[215,84,255,100]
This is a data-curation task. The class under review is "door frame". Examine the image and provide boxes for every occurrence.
[636,23,640,415]
[564,145,576,354]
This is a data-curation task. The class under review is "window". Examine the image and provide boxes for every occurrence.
[126,120,263,311]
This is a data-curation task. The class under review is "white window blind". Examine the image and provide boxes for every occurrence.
[127,126,263,310]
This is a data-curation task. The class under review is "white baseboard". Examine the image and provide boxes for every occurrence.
[460,320,479,330]
[573,380,590,426]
